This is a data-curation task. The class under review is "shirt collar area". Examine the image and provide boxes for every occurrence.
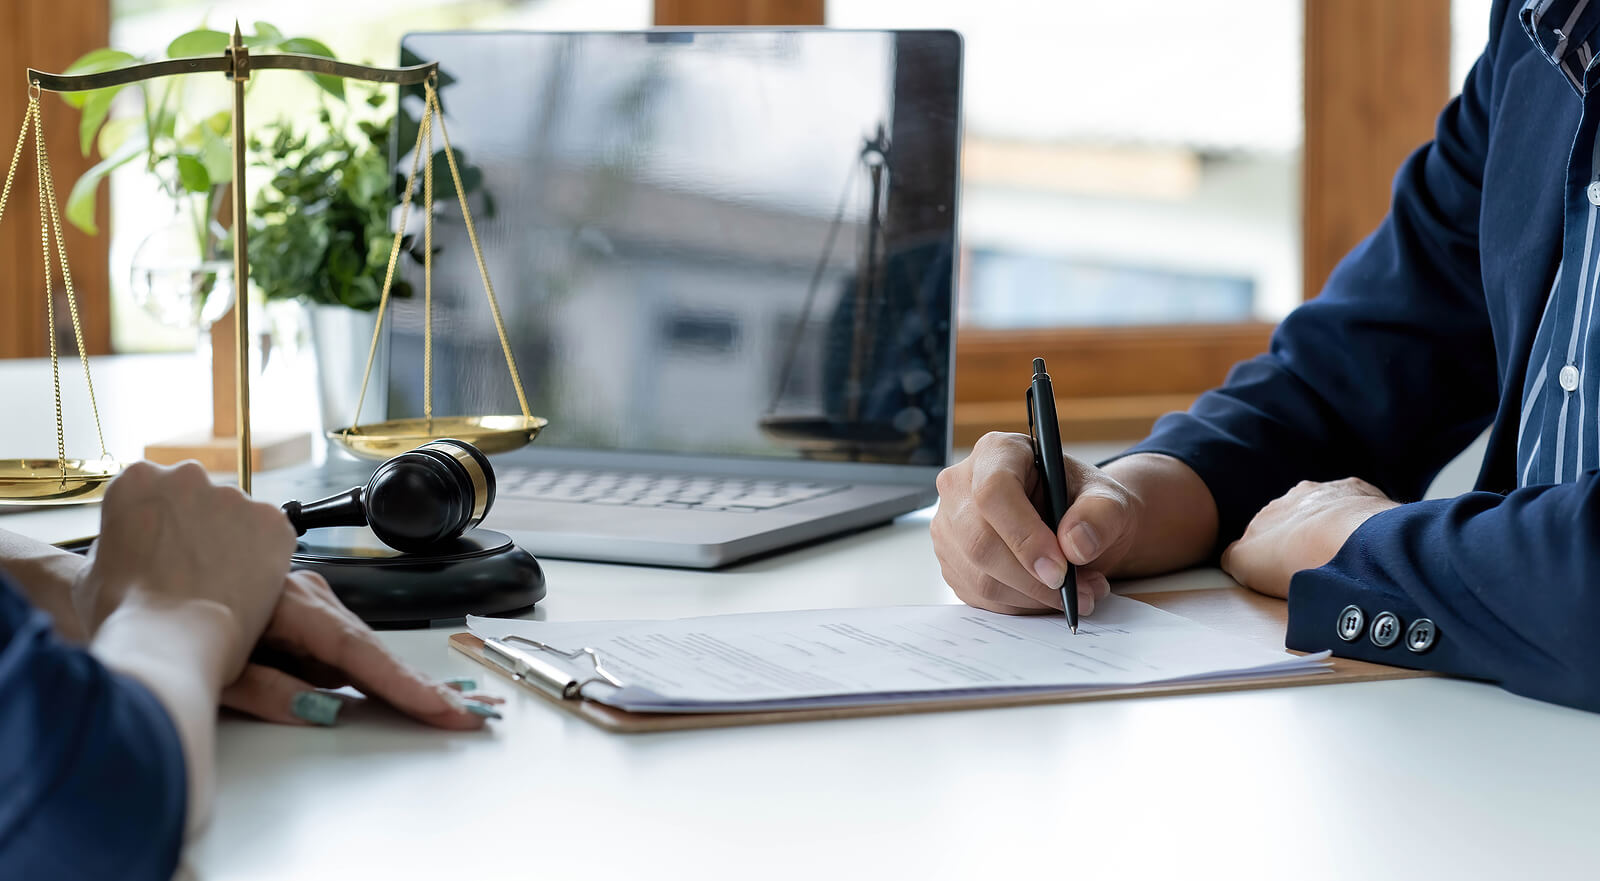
[1523,0,1600,94]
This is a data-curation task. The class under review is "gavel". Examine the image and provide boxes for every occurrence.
[282,438,497,553]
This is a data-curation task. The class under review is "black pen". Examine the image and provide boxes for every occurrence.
[1026,357,1079,633]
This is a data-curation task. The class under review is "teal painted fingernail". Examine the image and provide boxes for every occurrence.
[291,691,343,727]
[443,678,477,691]
[463,701,502,720]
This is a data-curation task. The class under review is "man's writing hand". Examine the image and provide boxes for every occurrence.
[1221,477,1399,598]
[931,432,1135,615]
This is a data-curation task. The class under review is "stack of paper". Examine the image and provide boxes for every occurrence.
[467,594,1330,714]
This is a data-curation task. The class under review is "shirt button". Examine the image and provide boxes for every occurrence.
[1587,181,1600,205]
[1561,364,1581,392]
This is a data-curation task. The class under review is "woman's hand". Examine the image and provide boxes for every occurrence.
[221,571,502,728]
[82,461,296,678]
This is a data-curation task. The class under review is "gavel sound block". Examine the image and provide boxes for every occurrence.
[282,439,545,627]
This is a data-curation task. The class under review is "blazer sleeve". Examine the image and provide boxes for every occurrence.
[1287,475,1600,711]
[1118,5,1508,551]
[0,572,187,880]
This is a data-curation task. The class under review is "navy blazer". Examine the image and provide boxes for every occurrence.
[1125,1,1600,711]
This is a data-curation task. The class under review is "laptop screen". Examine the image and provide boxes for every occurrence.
[390,30,960,468]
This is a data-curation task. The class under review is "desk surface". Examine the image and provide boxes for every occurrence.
[3,356,1597,880]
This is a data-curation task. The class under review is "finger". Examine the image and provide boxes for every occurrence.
[936,523,1062,612]
[221,664,340,727]
[957,515,1069,609]
[1219,538,1241,579]
[962,592,1056,616]
[273,593,488,730]
[965,572,1058,615]
[1075,570,1111,617]
[1056,477,1136,568]
[967,442,1072,590]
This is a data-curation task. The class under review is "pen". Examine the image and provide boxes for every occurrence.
[1026,357,1079,633]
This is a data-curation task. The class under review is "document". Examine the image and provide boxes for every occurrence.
[466,595,1330,714]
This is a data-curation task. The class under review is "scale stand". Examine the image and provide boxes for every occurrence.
[7,24,547,505]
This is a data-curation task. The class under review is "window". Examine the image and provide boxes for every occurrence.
[832,0,1304,332]
[104,0,653,353]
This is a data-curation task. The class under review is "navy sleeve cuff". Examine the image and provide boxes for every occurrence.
[1285,500,1499,686]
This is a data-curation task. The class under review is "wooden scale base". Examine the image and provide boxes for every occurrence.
[144,429,312,474]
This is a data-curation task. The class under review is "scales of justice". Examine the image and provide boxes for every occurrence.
[0,27,548,623]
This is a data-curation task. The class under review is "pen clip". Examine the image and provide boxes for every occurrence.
[1025,386,1038,455]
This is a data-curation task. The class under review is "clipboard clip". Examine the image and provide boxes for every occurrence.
[480,635,624,701]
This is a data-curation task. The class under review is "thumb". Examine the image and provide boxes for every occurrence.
[1057,483,1136,567]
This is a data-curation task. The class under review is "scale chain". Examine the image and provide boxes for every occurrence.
[30,97,64,479]
[34,97,109,463]
[0,92,30,235]
[423,82,434,427]
[427,84,531,421]
[350,84,434,432]
[4,91,111,482]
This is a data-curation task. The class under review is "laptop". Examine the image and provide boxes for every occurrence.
[279,28,963,568]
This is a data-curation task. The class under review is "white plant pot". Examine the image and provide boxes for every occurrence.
[307,304,389,446]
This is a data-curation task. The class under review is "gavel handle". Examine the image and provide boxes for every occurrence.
[281,487,368,537]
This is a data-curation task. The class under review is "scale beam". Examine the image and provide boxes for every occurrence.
[21,28,440,496]
[27,55,438,93]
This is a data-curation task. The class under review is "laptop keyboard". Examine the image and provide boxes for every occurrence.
[496,467,851,513]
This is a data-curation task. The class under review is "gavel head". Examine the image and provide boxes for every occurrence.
[365,439,496,551]
[282,438,497,554]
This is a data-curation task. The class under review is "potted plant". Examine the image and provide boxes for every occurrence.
[64,23,486,440]
[246,97,416,435]
[63,23,344,339]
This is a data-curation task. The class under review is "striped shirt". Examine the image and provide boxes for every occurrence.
[1517,0,1600,485]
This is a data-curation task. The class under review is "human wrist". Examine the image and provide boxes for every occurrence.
[0,531,92,641]
[92,592,238,834]
[1099,452,1219,576]
[94,593,242,694]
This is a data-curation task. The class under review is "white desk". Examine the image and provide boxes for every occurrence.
[5,356,1599,880]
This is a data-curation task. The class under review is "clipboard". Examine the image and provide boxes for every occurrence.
[447,587,1432,734]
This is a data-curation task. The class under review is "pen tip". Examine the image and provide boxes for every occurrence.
[1070,624,1078,634]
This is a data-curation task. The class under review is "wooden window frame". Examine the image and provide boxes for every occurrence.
[0,0,111,359]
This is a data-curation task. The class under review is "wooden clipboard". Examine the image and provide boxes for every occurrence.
[447,587,1431,734]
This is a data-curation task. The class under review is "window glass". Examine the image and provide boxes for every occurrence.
[829,0,1303,329]
[106,0,651,352]
[1452,0,1494,94]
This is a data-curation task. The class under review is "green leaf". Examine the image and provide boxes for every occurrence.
[66,134,146,235]
[96,116,137,158]
[167,29,230,59]
[77,86,123,156]
[279,38,345,101]
[175,153,210,193]
[280,36,335,58]
[199,123,233,185]
[64,47,140,75]
[60,49,139,108]
[246,21,284,47]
